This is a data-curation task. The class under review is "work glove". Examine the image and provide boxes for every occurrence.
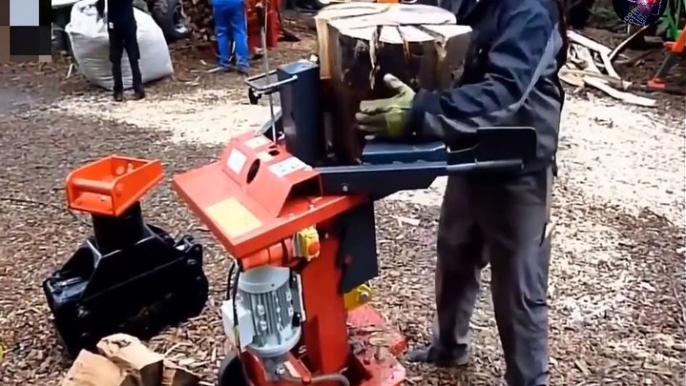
[355,74,415,139]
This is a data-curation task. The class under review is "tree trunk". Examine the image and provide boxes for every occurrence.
[315,3,471,163]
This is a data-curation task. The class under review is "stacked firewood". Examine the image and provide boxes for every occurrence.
[560,30,657,108]
[182,0,217,42]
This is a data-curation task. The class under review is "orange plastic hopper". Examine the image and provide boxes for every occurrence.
[65,155,164,217]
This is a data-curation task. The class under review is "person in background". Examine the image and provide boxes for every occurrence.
[213,0,250,74]
[354,0,568,384]
[96,0,145,102]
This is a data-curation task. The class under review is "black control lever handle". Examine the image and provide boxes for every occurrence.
[445,159,523,175]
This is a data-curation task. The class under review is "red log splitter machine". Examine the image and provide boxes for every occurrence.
[172,60,538,386]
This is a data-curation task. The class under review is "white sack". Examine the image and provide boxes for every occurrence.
[65,0,173,90]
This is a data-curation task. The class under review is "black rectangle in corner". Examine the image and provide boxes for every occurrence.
[9,26,51,56]
[39,0,52,27]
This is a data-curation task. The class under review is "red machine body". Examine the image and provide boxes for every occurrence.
[173,131,407,386]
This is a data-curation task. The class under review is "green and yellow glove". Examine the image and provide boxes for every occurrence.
[355,74,415,139]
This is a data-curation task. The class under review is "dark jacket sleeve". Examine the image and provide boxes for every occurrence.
[408,4,558,148]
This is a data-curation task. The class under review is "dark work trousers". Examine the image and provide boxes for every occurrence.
[433,167,553,386]
[109,23,143,93]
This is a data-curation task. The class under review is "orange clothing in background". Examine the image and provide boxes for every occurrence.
[246,0,280,52]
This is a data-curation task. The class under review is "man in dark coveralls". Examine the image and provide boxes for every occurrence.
[354,0,568,384]
[96,0,146,102]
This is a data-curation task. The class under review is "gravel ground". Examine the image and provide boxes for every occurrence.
[1,28,684,386]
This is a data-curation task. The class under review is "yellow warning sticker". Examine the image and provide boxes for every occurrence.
[206,197,262,238]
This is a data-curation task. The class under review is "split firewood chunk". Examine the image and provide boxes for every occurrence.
[60,350,135,386]
[314,3,471,163]
[97,334,164,386]
[162,360,201,386]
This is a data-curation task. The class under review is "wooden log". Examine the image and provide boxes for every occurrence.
[582,77,656,108]
[560,68,631,90]
[567,31,621,79]
[96,334,164,386]
[60,350,136,386]
[568,30,612,56]
[183,0,214,41]
[572,44,602,74]
[161,360,200,386]
[315,3,394,80]
[315,3,471,163]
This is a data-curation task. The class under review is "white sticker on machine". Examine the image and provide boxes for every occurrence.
[269,157,308,177]
[226,149,247,175]
[244,136,271,149]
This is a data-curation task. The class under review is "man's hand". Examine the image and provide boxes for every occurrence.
[356,74,415,139]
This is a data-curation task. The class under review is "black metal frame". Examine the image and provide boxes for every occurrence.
[245,62,538,198]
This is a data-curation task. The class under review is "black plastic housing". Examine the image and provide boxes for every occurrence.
[43,202,209,357]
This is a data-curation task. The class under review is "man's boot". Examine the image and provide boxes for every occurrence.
[236,66,250,76]
[132,88,146,100]
[113,91,124,102]
[405,344,470,368]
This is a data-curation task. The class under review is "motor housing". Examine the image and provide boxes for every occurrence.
[222,266,305,369]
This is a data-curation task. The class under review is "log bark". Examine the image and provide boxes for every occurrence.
[60,350,136,386]
[315,3,471,163]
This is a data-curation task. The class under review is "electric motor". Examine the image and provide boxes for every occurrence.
[222,265,305,359]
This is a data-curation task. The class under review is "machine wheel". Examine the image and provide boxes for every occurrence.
[217,351,250,386]
[150,0,190,43]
